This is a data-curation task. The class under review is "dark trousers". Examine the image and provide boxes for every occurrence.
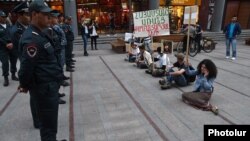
[0,51,9,77]
[65,41,73,67]
[8,49,18,74]
[29,91,40,128]
[31,81,60,141]
[195,36,202,52]
[91,36,97,49]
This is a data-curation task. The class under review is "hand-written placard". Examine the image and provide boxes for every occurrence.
[183,5,198,25]
[133,8,170,37]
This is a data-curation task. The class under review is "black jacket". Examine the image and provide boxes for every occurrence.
[18,25,63,89]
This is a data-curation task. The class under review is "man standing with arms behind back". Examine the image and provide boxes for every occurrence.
[0,10,13,86]
[10,2,30,80]
[18,0,66,141]
[223,16,241,60]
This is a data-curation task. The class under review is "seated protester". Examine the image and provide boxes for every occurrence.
[182,59,218,114]
[159,53,195,89]
[125,42,140,62]
[136,45,153,69]
[145,46,162,75]
[151,44,172,77]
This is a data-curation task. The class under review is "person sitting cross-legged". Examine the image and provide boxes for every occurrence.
[149,44,172,77]
[136,45,153,69]
[182,59,218,114]
[124,41,140,62]
[159,53,195,89]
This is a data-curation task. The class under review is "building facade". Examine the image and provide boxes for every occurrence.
[0,0,249,35]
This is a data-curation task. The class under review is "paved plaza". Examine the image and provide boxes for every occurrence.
[0,38,250,141]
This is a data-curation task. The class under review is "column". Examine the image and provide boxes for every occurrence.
[211,0,226,31]
[64,0,78,36]
[149,0,159,10]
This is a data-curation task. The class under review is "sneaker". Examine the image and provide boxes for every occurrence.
[159,79,166,85]
[226,56,230,59]
[161,82,171,89]
[145,70,152,74]
[231,57,236,60]
[211,106,219,115]
[124,58,128,61]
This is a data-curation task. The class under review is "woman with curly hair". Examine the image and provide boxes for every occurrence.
[182,59,218,114]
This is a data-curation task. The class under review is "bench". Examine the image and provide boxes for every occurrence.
[110,38,126,53]
[153,34,185,42]
[245,38,250,45]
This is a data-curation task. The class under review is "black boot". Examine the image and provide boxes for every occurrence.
[3,76,9,87]
[84,51,89,56]
[12,74,19,81]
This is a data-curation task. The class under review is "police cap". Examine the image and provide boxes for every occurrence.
[13,2,29,13]
[65,16,72,20]
[29,0,52,13]
[50,10,60,17]
[0,10,7,17]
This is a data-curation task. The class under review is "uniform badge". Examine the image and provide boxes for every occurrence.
[27,45,37,57]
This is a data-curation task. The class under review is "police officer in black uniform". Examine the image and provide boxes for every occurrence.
[43,10,67,104]
[11,1,41,130]
[18,1,66,141]
[62,16,75,72]
[11,2,30,59]
[10,2,30,81]
[0,10,13,86]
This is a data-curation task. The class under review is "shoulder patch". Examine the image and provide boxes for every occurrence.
[27,45,37,58]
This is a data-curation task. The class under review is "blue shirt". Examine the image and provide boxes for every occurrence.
[185,68,215,92]
[229,23,235,39]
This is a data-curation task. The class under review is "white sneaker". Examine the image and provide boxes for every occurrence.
[231,57,236,60]
[226,56,230,59]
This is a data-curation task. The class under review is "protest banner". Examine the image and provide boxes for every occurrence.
[133,8,170,37]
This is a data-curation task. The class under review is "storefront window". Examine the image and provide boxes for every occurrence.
[76,0,149,33]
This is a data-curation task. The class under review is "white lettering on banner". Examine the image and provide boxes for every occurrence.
[133,8,170,37]
[208,129,247,137]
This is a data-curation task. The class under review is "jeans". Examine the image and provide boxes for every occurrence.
[226,38,237,57]
[166,68,187,87]
[82,35,88,53]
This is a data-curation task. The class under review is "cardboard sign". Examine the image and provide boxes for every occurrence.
[183,5,198,25]
[133,8,170,37]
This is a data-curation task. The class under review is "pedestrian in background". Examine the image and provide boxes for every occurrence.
[80,18,90,56]
[194,22,202,53]
[223,16,241,60]
[89,19,99,50]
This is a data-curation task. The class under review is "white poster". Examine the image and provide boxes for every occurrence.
[183,5,198,25]
[133,8,170,37]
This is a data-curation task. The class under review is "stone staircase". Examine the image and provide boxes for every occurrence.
[73,30,250,45]
[203,29,250,41]
[74,34,124,45]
